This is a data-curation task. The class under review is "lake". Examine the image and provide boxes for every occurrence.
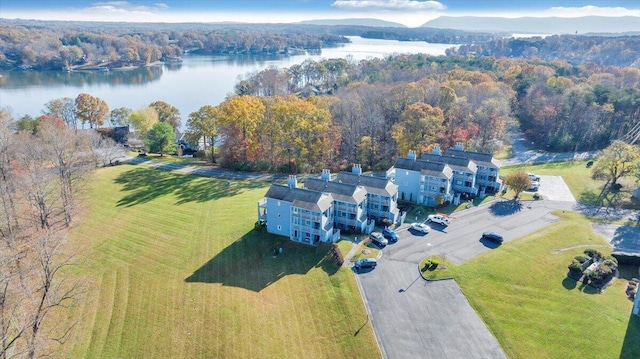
[0,37,456,123]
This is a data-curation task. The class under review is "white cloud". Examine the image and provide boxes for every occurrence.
[332,0,446,12]
[543,5,640,17]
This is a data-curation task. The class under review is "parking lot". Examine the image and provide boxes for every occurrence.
[356,196,573,358]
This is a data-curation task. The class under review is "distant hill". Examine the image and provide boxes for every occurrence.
[421,16,640,35]
[298,18,405,28]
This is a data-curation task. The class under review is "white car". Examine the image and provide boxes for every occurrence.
[427,214,450,226]
[410,222,431,233]
[528,173,541,182]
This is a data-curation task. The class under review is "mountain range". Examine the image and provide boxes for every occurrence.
[421,16,640,35]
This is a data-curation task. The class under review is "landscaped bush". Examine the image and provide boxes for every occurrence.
[586,269,604,283]
[574,255,587,264]
[583,249,603,260]
[422,259,432,271]
[430,260,439,268]
[584,248,598,258]
[568,261,583,276]
[602,259,618,271]
[331,243,344,266]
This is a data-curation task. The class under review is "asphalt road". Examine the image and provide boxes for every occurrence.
[356,262,506,359]
[356,197,576,359]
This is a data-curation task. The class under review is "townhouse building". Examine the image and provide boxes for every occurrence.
[258,165,398,245]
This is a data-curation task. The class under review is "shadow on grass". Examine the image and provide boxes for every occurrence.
[489,200,522,216]
[620,314,640,359]
[114,166,265,207]
[562,277,578,290]
[611,225,640,252]
[618,264,640,281]
[184,231,338,292]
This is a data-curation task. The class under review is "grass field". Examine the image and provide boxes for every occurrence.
[451,211,640,359]
[58,165,378,358]
[500,160,639,209]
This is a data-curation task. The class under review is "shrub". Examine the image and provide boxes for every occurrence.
[574,255,587,264]
[422,259,432,271]
[587,269,604,283]
[430,260,439,268]
[602,259,618,271]
[568,261,583,275]
[533,193,540,200]
[584,248,598,258]
[331,244,344,266]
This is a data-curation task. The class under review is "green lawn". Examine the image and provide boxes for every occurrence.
[500,160,639,209]
[451,211,640,359]
[59,165,379,358]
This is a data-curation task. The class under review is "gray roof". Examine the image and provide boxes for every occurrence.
[394,158,453,179]
[445,149,498,169]
[420,153,477,173]
[336,172,398,197]
[265,184,333,212]
[304,178,367,204]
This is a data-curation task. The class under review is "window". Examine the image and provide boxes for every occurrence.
[277,225,282,230]
[293,207,298,213]
[465,181,472,187]
[455,180,462,185]
[277,201,281,206]
[405,171,409,175]
[278,213,281,218]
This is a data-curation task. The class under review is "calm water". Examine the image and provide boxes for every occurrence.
[0,37,455,123]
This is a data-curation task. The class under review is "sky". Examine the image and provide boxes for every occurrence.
[1,1,640,28]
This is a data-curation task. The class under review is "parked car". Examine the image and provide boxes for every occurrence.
[410,222,431,233]
[354,258,377,270]
[481,232,504,244]
[369,232,388,247]
[527,181,540,191]
[528,173,541,182]
[427,214,450,226]
[382,227,399,242]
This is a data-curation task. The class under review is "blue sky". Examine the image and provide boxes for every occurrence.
[1,1,639,27]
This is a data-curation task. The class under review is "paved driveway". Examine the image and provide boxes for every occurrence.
[356,198,574,358]
[356,261,505,359]
[536,175,576,202]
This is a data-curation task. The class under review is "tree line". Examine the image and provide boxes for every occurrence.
[450,34,640,68]
[6,53,640,172]
[0,109,121,357]
[0,21,348,71]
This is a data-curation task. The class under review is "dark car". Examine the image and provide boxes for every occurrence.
[369,232,388,247]
[382,227,399,242]
[482,232,504,244]
[354,258,377,270]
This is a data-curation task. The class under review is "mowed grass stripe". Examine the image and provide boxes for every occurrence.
[454,211,639,359]
[59,165,378,358]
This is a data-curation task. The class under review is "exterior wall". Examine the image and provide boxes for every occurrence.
[366,193,394,221]
[451,170,477,195]
[265,198,291,237]
[291,207,332,244]
[395,168,421,204]
[333,199,368,232]
[475,166,501,193]
[419,175,451,206]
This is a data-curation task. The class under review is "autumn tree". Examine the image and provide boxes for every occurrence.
[74,93,108,129]
[504,171,531,201]
[591,140,640,188]
[145,122,176,156]
[43,97,76,129]
[215,95,265,164]
[149,101,181,131]
[0,112,84,358]
[392,102,445,157]
[186,105,217,162]
[109,107,132,127]
[128,106,159,139]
